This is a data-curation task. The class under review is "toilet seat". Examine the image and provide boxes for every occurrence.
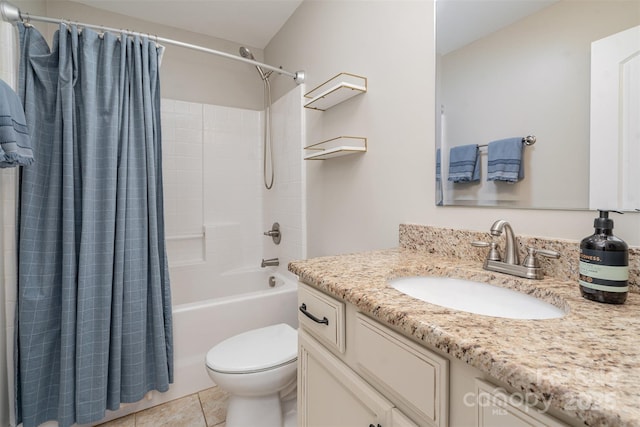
[206,323,297,374]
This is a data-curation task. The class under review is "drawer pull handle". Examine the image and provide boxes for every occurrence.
[299,303,329,325]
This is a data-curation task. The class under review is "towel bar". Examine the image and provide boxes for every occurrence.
[478,135,536,148]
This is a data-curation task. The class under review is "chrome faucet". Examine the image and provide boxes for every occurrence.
[472,220,560,280]
[261,257,279,268]
[490,219,519,265]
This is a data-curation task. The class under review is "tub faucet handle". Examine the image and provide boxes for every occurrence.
[263,222,281,245]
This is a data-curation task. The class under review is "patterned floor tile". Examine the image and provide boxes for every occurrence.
[95,413,136,427]
[135,394,206,427]
[198,387,229,427]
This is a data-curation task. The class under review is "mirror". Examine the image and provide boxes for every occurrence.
[435,0,640,209]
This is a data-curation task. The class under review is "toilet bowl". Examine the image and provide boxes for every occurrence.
[205,323,298,427]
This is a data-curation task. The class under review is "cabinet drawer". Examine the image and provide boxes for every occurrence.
[475,379,567,427]
[298,283,345,353]
[355,313,449,427]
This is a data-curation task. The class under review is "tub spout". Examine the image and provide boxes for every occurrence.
[261,258,279,268]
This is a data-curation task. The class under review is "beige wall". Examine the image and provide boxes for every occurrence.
[266,0,640,257]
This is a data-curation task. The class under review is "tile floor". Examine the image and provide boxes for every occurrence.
[96,387,228,427]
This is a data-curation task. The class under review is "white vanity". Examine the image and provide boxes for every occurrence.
[297,282,576,427]
[289,224,640,427]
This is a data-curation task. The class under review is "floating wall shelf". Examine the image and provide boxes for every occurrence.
[304,136,367,160]
[304,73,367,111]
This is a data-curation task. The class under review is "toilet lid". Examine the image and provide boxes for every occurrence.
[206,323,298,374]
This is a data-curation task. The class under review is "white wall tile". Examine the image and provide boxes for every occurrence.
[261,85,305,274]
[165,99,275,303]
[162,100,205,247]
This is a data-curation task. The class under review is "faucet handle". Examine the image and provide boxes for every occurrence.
[471,241,502,261]
[522,247,560,268]
[263,222,281,245]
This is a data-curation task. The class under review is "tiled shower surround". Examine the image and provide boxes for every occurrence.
[161,89,305,305]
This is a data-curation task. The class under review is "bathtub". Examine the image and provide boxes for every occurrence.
[171,270,299,394]
[97,269,299,423]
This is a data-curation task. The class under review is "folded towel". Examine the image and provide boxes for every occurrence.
[487,137,524,183]
[0,79,34,168]
[448,144,480,183]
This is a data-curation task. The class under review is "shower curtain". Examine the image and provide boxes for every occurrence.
[16,23,173,427]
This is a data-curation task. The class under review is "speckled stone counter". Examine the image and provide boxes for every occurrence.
[289,225,640,427]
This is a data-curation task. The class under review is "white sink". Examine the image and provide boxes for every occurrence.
[389,276,566,320]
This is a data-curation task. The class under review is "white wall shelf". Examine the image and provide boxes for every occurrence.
[304,136,367,160]
[304,73,367,111]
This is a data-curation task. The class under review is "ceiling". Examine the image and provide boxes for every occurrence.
[70,0,304,49]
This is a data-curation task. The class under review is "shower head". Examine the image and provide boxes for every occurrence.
[239,46,269,81]
[239,46,255,60]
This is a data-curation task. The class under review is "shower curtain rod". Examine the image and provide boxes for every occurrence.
[0,1,305,85]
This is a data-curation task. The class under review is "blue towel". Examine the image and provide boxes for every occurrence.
[0,78,34,168]
[487,137,524,183]
[448,144,480,183]
[435,148,441,181]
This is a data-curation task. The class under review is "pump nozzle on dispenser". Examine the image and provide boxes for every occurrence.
[594,209,622,230]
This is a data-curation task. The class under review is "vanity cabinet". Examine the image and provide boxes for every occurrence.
[298,331,397,427]
[355,313,448,426]
[474,379,567,427]
[298,283,440,427]
[298,282,581,427]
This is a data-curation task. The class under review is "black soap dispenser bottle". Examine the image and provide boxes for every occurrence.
[579,210,629,304]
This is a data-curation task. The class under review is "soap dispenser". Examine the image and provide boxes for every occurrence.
[579,210,628,304]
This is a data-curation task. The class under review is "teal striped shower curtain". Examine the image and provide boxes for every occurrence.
[16,22,173,427]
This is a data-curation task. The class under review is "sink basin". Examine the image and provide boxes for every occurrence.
[389,276,565,319]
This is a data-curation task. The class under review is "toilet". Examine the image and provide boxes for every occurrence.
[205,323,298,427]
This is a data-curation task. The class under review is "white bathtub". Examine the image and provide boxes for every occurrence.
[97,270,299,424]
[172,270,299,394]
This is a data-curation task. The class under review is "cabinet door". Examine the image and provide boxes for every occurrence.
[475,379,567,427]
[298,331,394,427]
[355,313,448,427]
[392,408,420,427]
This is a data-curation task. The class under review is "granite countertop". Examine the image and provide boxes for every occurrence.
[288,248,640,427]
